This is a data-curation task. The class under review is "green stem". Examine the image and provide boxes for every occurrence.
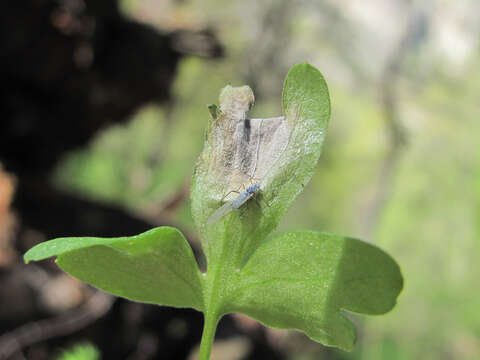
[199,218,236,359]
[198,309,219,360]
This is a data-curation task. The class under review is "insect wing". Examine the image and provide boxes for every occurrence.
[207,201,234,225]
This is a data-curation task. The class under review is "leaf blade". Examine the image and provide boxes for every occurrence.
[227,231,403,351]
[24,227,204,310]
[191,63,331,266]
[261,63,330,227]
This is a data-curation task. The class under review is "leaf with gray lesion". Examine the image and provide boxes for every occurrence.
[191,64,330,262]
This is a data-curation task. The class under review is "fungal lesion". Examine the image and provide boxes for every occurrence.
[201,85,296,212]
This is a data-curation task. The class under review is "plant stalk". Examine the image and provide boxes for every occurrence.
[198,309,219,360]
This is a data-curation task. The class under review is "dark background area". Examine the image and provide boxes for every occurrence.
[0,1,250,359]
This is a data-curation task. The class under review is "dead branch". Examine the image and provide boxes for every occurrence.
[0,291,114,360]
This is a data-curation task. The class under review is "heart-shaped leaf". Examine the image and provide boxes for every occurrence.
[24,227,204,310]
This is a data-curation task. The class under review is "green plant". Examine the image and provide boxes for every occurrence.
[24,64,403,359]
[56,343,100,360]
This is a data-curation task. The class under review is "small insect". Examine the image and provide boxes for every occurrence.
[207,183,260,225]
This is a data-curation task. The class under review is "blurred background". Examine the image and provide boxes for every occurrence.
[0,0,479,359]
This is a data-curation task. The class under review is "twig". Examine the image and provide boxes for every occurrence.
[0,291,114,360]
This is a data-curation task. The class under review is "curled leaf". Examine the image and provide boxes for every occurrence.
[191,63,330,265]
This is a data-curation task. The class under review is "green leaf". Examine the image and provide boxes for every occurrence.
[24,227,204,310]
[226,231,403,351]
[191,63,330,266]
